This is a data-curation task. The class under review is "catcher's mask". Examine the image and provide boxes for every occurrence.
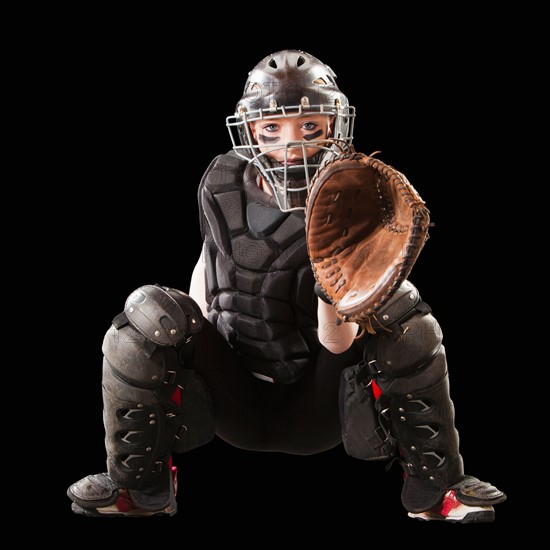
[226,49,356,212]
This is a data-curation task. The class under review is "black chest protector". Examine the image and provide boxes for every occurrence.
[198,151,319,384]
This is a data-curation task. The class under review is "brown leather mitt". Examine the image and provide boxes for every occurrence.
[305,150,431,331]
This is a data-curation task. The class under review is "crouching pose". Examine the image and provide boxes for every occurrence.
[68,49,506,522]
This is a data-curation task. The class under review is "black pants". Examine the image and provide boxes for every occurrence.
[190,320,362,455]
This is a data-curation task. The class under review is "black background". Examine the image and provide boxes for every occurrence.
[42,18,528,541]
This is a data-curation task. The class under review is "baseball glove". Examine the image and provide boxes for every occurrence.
[305,150,431,332]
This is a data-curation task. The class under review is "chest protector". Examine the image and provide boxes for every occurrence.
[198,151,319,383]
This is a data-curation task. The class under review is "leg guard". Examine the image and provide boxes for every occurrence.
[380,347,465,513]
[363,280,505,513]
[68,285,215,515]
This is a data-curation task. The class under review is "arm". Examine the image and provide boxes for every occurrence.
[317,299,359,354]
[189,248,208,317]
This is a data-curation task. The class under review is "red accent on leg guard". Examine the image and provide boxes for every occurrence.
[372,380,382,399]
[168,387,182,481]
[171,386,182,406]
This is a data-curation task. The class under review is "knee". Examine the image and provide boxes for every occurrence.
[101,284,204,391]
[124,284,203,346]
[367,308,444,379]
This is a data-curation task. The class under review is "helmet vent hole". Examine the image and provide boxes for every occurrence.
[268,59,278,69]
[297,55,306,67]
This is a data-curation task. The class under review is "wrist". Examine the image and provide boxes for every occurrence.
[314,282,332,305]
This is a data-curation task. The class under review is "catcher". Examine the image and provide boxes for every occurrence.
[67,49,506,522]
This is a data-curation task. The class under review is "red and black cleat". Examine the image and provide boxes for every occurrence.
[408,476,506,523]
[68,467,178,518]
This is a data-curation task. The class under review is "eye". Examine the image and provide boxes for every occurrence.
[264,123,279,133]
[302,121,318,131]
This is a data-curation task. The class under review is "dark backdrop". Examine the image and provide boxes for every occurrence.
[46,27,523,540]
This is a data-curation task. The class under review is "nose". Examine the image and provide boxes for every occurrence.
[281,124,304,143]
[280,127,307,161]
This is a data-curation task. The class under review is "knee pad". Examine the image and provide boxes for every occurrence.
[366,281,443,379]
[371,279,424,330]
[124,284,203,346]
[102,284,204,394]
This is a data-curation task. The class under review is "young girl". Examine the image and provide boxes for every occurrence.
[67,49,506,523]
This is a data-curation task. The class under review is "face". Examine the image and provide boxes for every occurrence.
[249,114,333,163]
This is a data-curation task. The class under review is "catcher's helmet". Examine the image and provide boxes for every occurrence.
[226,49,355,211]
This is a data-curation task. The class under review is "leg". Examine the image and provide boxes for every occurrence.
[193,318,356,454]
[67,285,214,517]
[362,280,506,522]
